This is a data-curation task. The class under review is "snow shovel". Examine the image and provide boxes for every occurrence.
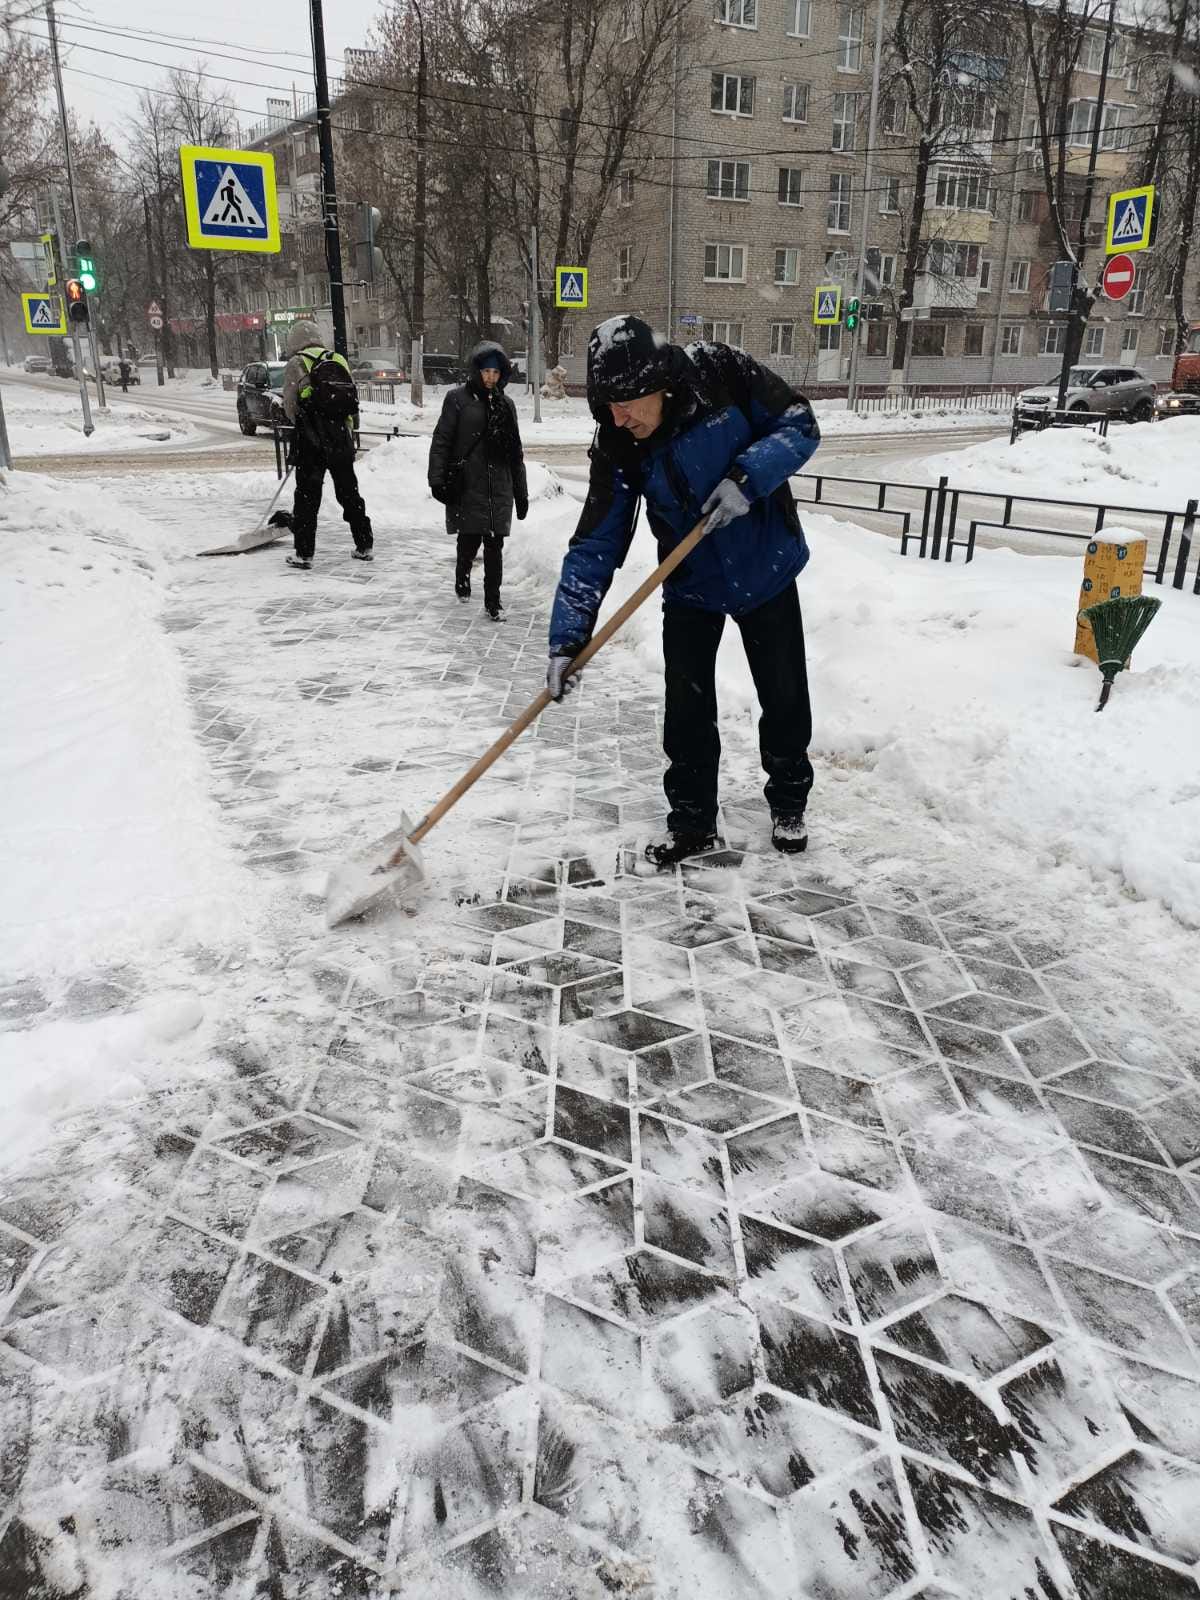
[325,514,714,926]
[197,468,295,557]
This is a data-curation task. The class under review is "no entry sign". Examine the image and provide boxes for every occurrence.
[1101,254,1136,302]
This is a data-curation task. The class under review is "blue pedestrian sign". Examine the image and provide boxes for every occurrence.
[21,291,66,335]
[813,284,842,326]
[179,144,280,254]
[555,266,588,309]
[1105,184,1154,254]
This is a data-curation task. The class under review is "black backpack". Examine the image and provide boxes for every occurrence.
[302,350,359,421]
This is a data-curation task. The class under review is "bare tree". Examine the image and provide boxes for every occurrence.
[882,0,1016,391]
[0,10,56,257]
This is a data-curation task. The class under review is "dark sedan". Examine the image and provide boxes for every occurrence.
[236,360,287,435]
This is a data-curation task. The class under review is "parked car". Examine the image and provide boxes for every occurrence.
[508,351,528,384]
[351,361,405,384]
[23,353,52,374]
[1155,390,1200,418]
[1016,366,1155,425]
[103,359,140,386]
[236,360,288,434]
[421,352,465,385]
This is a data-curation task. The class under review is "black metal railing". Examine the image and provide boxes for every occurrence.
[793,469,1200,593]
[1009,405,1111,444]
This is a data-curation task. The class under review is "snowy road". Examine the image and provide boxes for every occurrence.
[2,452,1199,1597]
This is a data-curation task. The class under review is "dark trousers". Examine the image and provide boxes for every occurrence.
[454,531,503,608]
[662,581,813,837]
[291,449,373,560]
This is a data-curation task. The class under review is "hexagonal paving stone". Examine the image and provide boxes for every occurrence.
[746,1171,888,1243]
[907,1462,1069,1598]
[787,1455,917,1597]
[566,1248,733,1329]
[881,1294,1053,1382]
[1051,1521,1199,1600]
[571,1008,692,1053]
[665,1387,874,1498]
[757,1302,878,1429]
[1053,1447,1200,1567]
[216,1115,361,1172]
[655,1081,781,1135]
[874,1348,1032,1490]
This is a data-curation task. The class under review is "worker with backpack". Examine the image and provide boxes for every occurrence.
[279,319,374,570]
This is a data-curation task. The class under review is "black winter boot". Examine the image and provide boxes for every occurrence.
[771,814,808,854]
[644,831,719,869]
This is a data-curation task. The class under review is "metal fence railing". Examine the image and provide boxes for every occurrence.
[793,469,1200,594]
[853,387,1022,418]
[1009,405,1111,443]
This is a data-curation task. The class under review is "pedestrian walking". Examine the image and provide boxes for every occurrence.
[117,357,131,393]
[546,315,821,864]
[280,319,374,570]
[427,342,528,620]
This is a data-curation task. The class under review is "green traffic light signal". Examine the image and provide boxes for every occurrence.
[75,239,97,293]
[844,296,860,331]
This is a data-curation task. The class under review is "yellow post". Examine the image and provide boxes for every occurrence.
[1074,537,1147,661]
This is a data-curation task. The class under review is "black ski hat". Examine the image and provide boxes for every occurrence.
[587,315,672,408]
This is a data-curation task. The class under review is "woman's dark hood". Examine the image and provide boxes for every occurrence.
[467,341,512,394]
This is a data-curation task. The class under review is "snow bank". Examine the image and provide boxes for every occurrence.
[0,471,252,979]
[412,439,1199,931]
[916,418,1200,510]
[4,381,196,454]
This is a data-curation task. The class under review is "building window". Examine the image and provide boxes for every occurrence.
[1126,284,1145,316]
[1008,258,1030,292]
[1040,323,1065,355]
[880,175,901,214]
[934,168,993,213]
[704,242,747,281]
[771,320,796,356]
[818,324,842,350]
[778,167,804,206]
[712,72,755,115]
[787,0,811,35]
[1159,325,1175,357]
[1067,99,1133,151]
[865,247,895,289]
[617,245,633,283]
[1079,30,1107,73]
[827,172,852,233]
[832,92,858,152]
[881,92,906,134]
[1084,325,1105,357]
[979,257,993,291]
[964,322,986,357]
[715,0,757,24]
[775,247,801,285]
[782,81,809,123]
[837,4,864,70]
[703,319,744,346]
[912,321,947,357]
[1121,325,1139,356]
[926,240,980,279]
[707,159,751,201]
[1000,323,1022,356]
[560,323,575,359]
[1016,190,1037,221]
[618,171,634,205]
[866,321,889,356]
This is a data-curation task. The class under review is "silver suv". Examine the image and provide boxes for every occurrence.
[1017,366,1155,425]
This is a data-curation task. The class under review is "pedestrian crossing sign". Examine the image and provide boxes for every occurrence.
[555,267,588,308]
[179,144,280,254]
[1105,184,1154,254]
[813,284,842,326]
[21,292,66,335]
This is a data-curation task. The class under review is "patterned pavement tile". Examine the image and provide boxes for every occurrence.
[7,505,1200,1596]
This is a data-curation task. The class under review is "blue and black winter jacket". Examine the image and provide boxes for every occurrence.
[548,341,820,656]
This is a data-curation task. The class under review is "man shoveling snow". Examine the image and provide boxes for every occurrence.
[545,315,821,864]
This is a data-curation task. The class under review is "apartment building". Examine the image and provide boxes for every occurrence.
[575,0,1187,390]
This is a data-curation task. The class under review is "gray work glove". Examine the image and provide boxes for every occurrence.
[701,475,752,532]
[547,654,580,702]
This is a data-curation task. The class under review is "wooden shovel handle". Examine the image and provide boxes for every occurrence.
[404,516,711,852]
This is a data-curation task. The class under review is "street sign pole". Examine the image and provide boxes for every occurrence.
[50,186,93,437]
[309,0,348,359]
[46,3,105,410]
[0,386,12,471]
[847,0,886,408]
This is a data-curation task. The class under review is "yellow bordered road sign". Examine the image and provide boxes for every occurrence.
[22,292,66,335]
[813,284,842,326]
[1106,185,1154,254]
[555,267,588,309]
[179,144,280,254]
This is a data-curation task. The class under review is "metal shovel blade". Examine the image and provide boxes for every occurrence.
[324,812,427,927]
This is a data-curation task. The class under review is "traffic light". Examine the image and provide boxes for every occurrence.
[74,240,97,292]
[65,278,89,325]
[354,206,382,284]
[844,296,861,332]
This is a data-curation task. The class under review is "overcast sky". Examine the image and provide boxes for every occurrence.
[32,0,382,140]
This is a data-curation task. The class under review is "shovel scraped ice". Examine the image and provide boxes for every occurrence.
[324,514,714,926]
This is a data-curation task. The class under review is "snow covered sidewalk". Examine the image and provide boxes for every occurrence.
[1,455,1200,1598]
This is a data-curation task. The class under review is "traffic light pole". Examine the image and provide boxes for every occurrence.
[45,0,105,410]
[50,185,93,436]
[846,0,886,409]
[309,0,348,359]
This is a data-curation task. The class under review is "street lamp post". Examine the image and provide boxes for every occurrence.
[846,0,886,410]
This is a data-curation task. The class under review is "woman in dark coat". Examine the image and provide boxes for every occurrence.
[428,342,529,620]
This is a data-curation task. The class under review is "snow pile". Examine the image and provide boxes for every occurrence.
[4,381,197,454]
[0,471,253,979]
[811,399,1012,437]
[916,419,1200,510]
